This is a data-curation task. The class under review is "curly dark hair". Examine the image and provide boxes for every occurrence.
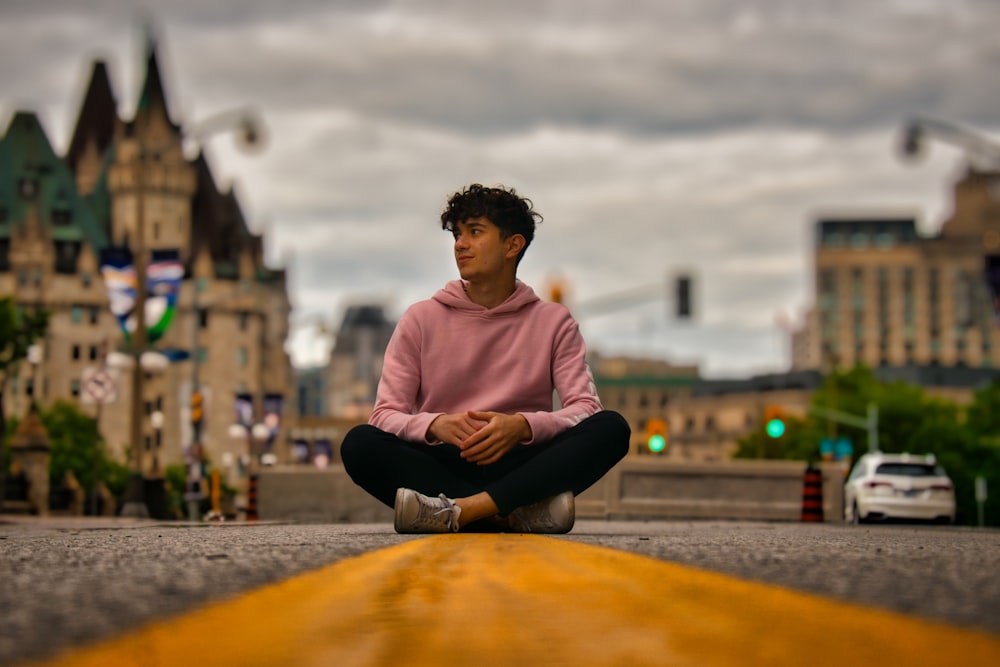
[440,183,542,265]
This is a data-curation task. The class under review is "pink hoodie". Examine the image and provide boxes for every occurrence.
[369,279,603,444]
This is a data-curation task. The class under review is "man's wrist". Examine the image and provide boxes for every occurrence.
[516,414,532,442]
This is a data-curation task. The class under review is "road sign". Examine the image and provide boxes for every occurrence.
[976,476,988,502]
[81,366,118,405]
[834,437,853,461]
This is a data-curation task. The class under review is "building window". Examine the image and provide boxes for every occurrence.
[238,347,248,368]
[72,344,81,361]
[239,311,250,331]
[71,307,83,324]
[81,272,91,288]
[198,309,208,329]
[824,232,844,247]
[51,207,72,226]
[71,379,80,397]
[54,241,80,273]
[89,307,99,325]
[89,345,99,361]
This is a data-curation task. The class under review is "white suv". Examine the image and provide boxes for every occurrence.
[844,452,955,524]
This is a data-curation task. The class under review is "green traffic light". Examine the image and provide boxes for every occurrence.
[766,418,786,438]
[647,434,666,453]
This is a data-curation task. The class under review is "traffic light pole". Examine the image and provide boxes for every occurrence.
[549,274,696,321]
[809,403,879,454]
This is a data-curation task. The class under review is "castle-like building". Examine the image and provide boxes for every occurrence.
[0,36,293,487]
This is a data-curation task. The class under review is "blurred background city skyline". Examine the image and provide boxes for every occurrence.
[3,0,998,378]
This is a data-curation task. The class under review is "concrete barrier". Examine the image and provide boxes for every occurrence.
[258,466,393,524]
[259,458,845,524]
[577,458,845,522]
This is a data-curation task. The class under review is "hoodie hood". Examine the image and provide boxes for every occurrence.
[432,279,541,316]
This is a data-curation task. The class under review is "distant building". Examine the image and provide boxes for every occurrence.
[326,304,396,419]
[794,167,1000,371]
[0,34,293,479]
[597,165,1000,462]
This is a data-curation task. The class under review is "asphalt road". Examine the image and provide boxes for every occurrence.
[1,517,998,666]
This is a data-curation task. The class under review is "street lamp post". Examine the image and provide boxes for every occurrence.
[899,116,1000,169]
[118,144,153,518]
[118,109,266,519]
[150,409,164,474]
[26,343,42,406]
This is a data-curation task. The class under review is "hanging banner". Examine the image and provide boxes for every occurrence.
[235,392,255,429]
[99,245,135,336]
[99,246,184,343]
[262,393,284,451]
[146,249,184,343]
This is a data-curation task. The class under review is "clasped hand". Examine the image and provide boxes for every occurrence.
[428,411,531,465]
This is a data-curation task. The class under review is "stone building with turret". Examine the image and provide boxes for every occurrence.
[0,34,293,493]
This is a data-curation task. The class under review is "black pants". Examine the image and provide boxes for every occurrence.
[341,410,630,516]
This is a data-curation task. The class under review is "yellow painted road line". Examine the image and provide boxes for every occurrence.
[28,534,1000,667]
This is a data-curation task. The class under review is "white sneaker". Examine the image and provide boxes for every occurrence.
[394,488,462,534]
[503,491,575,534]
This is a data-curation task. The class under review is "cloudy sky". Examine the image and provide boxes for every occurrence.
[2,0,998,377]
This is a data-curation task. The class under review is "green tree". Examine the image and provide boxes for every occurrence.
[43,401,126,492]
[956,382,1000,526]
[164,463,188,520]
[0,297,49,505]
[965,380,1000,443]
[7,401,130,510]
[733,413,823,461]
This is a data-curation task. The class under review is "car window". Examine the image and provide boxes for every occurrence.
[875,463,940,477]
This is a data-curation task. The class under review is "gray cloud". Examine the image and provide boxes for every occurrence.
[1,0,997,376]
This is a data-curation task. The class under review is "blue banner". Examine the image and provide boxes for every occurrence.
[99,246,183,344]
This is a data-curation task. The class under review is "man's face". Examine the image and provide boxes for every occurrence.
[452,216,514,281]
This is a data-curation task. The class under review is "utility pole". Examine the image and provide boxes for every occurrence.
[119,142,151,518]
